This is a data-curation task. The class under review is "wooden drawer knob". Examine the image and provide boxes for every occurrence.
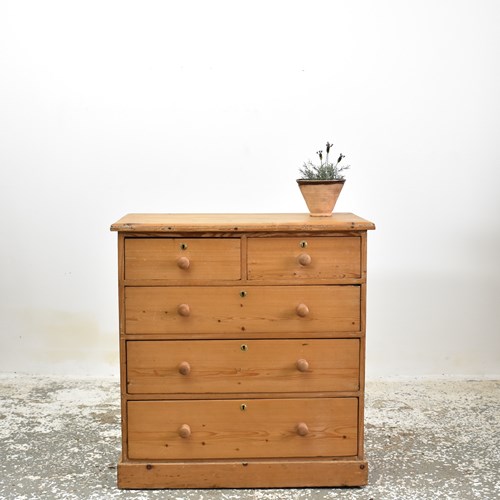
[177,303,191,317]
[177,256,190,270]
[298,253,312,266]
[296,303,309,317]
[179,424,191,438]
[296,358,309,372]
[178,361,191,376]
[297,422,309,436]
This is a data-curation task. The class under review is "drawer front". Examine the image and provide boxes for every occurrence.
[125,285,360,335]
[127,339,360,394]
[127,398,358,460]
[247,237,361,280]
[124,238,241,280]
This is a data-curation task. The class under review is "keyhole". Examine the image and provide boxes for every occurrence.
[180,243,188,250]
[299,240,308,249]
[240,404,247,411]
[240,344,248,352]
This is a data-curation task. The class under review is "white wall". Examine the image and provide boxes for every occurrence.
[1,0,499,377]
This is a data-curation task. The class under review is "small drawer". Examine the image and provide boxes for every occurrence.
[125,285,361,335]
[247,237,361,280]
[124,238,241,280]
[127,397,358,460]
[127,339,360,394]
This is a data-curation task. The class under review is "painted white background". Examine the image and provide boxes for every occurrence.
[1,0,499,377]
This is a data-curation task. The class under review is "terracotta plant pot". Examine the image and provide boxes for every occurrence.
[297,179,345,217]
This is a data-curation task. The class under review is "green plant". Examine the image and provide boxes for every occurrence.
[299,141,350,180]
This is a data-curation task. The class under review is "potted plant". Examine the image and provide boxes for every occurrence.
[297,141,350,216]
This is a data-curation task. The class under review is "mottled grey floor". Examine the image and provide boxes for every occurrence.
[0,375,498,500]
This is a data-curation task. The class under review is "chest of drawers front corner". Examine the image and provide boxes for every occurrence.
[111,213,375,489]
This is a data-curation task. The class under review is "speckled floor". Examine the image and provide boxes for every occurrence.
[0,375,498,500]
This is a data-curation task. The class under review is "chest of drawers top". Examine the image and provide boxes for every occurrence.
[111,212,375,233]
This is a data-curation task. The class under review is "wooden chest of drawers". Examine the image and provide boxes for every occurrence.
[111,213,375,489]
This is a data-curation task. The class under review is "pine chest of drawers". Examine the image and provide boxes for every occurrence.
[111,213,375,489]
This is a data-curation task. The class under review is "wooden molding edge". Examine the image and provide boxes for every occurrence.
[117,458,368,489]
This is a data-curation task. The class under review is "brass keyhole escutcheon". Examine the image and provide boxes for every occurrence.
[240,344,248,352]
[239,290,247,298]
[240,404,247,411]
[299,240,308,249]
[180,243,188,250]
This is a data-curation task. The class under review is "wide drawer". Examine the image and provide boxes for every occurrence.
[125,285,360,335]
[124,238,241,280]
[127,397,358,460]
[127,339,360,394]
[247,237,361,280]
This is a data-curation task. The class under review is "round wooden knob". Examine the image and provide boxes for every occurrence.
[296,303,309,317]
[298,253,312,266]
[177,256,190,270]
[178,361,191,376]
[179,424,191,438]
[177,303,191,317]
[297,422,309,436]
[296,358,309,372]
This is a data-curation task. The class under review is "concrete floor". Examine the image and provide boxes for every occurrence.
[0,375,498,500]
